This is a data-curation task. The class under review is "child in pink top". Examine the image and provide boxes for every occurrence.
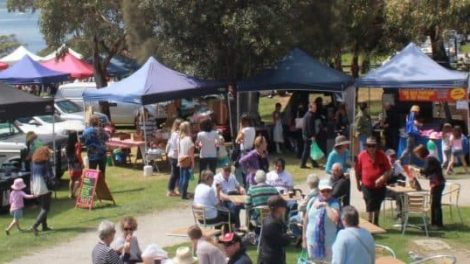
[446,126,468,174]
[6,178,35,235]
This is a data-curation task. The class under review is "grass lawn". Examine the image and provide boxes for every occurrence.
[0,164,198,263]
[460,43,470,54]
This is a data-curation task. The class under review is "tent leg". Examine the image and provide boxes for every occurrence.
[142,106,149,166]
[52,113,57,178]
[226,92,234,142]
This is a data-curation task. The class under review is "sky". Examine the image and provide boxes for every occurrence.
[0,0,46,53]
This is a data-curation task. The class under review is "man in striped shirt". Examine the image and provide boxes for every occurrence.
[246,170,279,224]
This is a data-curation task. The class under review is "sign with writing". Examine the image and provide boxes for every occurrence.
[76,169,99,210]
[399,88,467,102]
[76,169,115,210]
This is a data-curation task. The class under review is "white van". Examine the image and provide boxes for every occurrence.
[56,82,159,126]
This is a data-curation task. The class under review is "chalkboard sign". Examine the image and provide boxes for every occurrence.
[76,169,99,210]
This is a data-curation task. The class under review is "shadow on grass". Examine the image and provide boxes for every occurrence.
[112,187,145,194]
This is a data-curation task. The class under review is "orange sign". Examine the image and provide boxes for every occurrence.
[399,88,467,102]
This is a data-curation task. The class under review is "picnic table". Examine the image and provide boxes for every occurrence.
[359,218,386,234]
[106,137,146,164]
[376,256,406,264]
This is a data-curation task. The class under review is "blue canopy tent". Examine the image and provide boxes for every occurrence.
[83,56,225,105]
[238,48,353,92]
[356,42,469,160]
[0,55,70,85]
[86,55,140,78]
[83,57,225,163]
[356,43,468,88]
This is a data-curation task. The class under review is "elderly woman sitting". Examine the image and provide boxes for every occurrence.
[193,170,231,229]
[330,163,351,206]
[92,220,130,264]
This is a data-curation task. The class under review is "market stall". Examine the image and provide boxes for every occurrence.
[237,48,355,150]
[356,42,469,159]
[83,56,225,166]
[0,46,44,65]
[41,52,94,79]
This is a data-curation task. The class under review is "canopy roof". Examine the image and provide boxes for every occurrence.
[42,52,94,79]
[0,83,54,121]
[0,46,44,65]
[356,43,469,88]
[0,62,7,70]
[42,45,84,60]
[0,55,70,85]
[83,57,225,105]
[238,48,353,92]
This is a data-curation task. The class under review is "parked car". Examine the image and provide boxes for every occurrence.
[15,115,85,136]
[0,121,67,177]
[55,82,159,125]
[54,98,110,125]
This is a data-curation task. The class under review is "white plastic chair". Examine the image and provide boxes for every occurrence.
[401,192,430,237]
[191,204,232,232]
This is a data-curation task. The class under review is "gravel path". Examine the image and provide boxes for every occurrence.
[8,172,470,264]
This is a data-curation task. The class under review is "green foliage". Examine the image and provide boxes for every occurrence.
[0,34,21,57]
[122,0,295,80]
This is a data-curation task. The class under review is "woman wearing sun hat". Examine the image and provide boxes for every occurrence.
[355,137,391,226]
[5,178,35,235]
[325,135,352,175]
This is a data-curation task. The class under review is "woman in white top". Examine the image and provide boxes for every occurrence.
[196,119,219,182]
[166,118,182,197]
[236,115,256,155]
[178,121,195,200]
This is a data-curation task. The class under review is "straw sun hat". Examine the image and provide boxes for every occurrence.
[334,135,351,147]
[172,247,197,264]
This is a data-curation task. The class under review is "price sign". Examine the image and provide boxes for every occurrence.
[76,169,99,210]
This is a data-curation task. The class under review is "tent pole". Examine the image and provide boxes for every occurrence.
[52,112,57,178]
[236,92,240,132]
[226,91,234,143]
[141,106,149,166]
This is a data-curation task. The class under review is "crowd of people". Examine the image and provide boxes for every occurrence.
[5,93,468,264]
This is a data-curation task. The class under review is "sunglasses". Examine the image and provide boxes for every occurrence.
[366,144,377,148]
[123,227,135,231]
[320,189,332,193]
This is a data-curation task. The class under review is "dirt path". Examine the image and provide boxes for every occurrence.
[7,206,194,264]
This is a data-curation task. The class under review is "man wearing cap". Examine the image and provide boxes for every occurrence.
[325,135,352,175]
[355,137,391,225]
[399,105,422,165]
[219,233,253,264]
[213,166,246,229]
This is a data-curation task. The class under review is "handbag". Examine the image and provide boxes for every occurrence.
[296,249,310,264]
[45,175,59,190]
[310,142,324,161]
[179,156,192,168]
[295,117,304,130]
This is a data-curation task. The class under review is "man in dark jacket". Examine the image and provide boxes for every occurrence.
[300,102,319,168]
[330,163,351,206]
[219,232,252,264]
[260,195,290,264]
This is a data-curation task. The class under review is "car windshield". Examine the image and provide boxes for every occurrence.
[37,115,65,123]
[0,122,22,139]
[56,100,83,113]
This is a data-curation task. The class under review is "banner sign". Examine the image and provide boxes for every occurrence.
[399,88,467,102]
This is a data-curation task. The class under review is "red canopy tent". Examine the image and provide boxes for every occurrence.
[0,62,8,70]
[41,52,94,79]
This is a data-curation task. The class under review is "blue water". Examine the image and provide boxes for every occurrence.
[0,0,46,53]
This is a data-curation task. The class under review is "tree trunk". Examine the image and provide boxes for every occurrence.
[429,25,450,68]
[360,54,370,74]
[351,50,360,78]
[93,36,111,119]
